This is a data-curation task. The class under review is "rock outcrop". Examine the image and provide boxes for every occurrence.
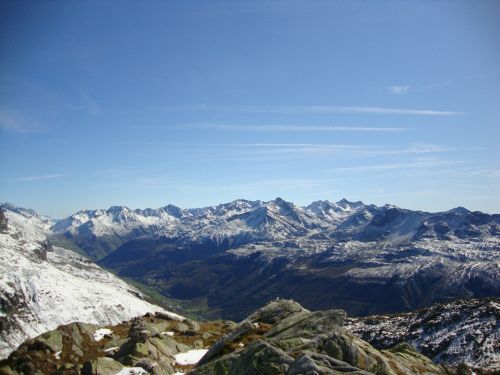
[0,311,234,375]
[0,299,480,375]
[192,299,449,375]
[0,210,7,233]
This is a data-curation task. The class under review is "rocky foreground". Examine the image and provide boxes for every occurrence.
[0,309,234,375]
[0,299,486,375]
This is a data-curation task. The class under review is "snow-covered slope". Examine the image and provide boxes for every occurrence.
[0,206,173,360]
[346,298,500,371]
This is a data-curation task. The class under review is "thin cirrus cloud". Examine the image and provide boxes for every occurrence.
[118,142,450,159]
[199,143,452,162]
[388,85,411,95]
[190,123,408,132]
[159,104,463,116]
[5,174,66,182]
[331,159,465,173]
[232,143,450,156]
[0,110,45,133]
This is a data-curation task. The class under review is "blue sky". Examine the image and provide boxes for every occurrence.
[1,1,499,217]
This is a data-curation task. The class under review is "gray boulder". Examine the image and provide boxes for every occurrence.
[82,357,123,375]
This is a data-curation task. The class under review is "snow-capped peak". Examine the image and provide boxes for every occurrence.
[447,206,471,215]
[306,199,364,223]
[335,198,365,210]
[161,204,190,219]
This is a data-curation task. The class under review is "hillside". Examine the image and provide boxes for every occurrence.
[347,298,499,371]
[0,206,171,360]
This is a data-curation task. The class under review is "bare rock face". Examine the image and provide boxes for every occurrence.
[129,317,150,343]
[246,298,308,325]
[0,210,7,233]
[32,240,54,261]
[81,357,123,375]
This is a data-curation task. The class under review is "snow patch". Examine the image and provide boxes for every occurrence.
[94,328,113,341]
[116,367,148,375]
[174,349,209,365]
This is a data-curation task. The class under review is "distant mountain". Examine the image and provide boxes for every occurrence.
[346,298,500,371]
[51,197,500,321]
[50,198,500,260]
[0,202,53,223]
[5,198,500,322]
[0,204,172,360]
[50,205,182,259]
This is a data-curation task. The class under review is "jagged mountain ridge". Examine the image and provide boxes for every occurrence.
[48,198,499,260]
[0,205,176,360]
[94,198,498,321]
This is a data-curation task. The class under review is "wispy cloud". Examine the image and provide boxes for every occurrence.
[157,104,463,116]
[5,174,66,182]
[191,123,408,132]
[449,167,500,179]
[388,85,410,95]
[118,142,452,161]
[0,110,45,133]
[419,80,454,91]
[232,143,450,157]
[384,143,451,154]
[67,91,101,115]
[331,159,465,173]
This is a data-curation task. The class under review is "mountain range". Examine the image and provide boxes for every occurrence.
[4,199,500,320]
[32,197,498,320]
[49,198,499,260]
